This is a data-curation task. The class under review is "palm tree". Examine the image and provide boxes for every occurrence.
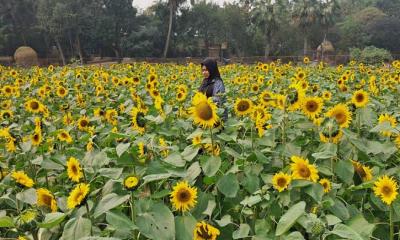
[251,0,288,58]
[163,0,187,58]
[291,0,321,56]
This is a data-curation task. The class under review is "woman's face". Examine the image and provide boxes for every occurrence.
[202,65,210,78]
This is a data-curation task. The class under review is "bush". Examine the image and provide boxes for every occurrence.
[350,46,392,65]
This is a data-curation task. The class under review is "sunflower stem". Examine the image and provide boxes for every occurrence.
[251,125,254,151]
[390,206,394,240]
[210,127,214,155]
[130,191,135,222]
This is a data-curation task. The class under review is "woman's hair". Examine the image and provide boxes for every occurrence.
[201,58,220,80]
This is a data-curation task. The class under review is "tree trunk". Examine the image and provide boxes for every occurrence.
[264,31,272,60]
[75,34,84,65]
[54,37,66,66]
[303,35,308,56]
[163,1,174,58]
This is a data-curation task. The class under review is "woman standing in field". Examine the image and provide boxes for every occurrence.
[198,58,228,122]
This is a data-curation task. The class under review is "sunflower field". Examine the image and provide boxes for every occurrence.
[1,59,400,240]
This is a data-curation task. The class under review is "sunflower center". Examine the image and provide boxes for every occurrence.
[197,226,212,239]
[356,167,366,178]
[382,186,393,196]
[277,177,287,187]
[5,87,11,93]
[237,101,250,112]
[334,112,345,124]
[80,120,88,127]
[59,89,65,94]
[71,165,78,175]
[42,194,52,206]
[196,102,213,120]
[3,112,10,118]
[61,132,68,138]
[177,189,191,203]
[356,93,364,102]
[30,101,39,110]
[306,101,318,112]
[33,134,40,142]
[299,165,311,178]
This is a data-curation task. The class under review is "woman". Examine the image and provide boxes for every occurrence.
[198,58,228,121]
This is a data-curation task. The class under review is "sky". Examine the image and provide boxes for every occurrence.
[133,0,235,10]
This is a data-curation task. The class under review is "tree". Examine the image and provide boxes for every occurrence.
[250,0,288,58]
[291,0,321,55]
[163,0,187,58]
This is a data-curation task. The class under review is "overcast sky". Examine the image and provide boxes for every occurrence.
[133,0,235,10]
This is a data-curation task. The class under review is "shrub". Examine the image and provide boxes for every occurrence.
[350,46,392,65]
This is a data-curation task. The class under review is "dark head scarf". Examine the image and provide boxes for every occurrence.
[201,58,220,80]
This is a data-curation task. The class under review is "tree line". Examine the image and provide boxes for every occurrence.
[0,0,399,64]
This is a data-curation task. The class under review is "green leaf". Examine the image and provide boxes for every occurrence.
[217,173,239,198]
[106,210,137,232]
[275,201,306,236]
[181,145,199,161]
[116,143,131,157]
[285,231,305,240]
[283,143,301,157]
[304,183,324,202]
[328,224,364,240]
[335,160,354,185]
[185,162,202,183]
[240,195,262,207]
[202,200,216,217]
[347,214,375,239]
[232,223,250,239]
[98,168,123,179]
[328,199,350,221]
[325,214,342,226]
[163,152,186,167]
[136,202,175,240]
[93,193,130,218]
[61,217,91,240]
[38,212,67,228]
[312,143,337,159]
[16,188,37,205]
[143,173,172,184]
[216,215,232,227]
[0,216,15,228]
[175,215,197,240]
[200,156,221,177]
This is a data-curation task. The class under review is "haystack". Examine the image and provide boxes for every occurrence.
[14,46,39,67]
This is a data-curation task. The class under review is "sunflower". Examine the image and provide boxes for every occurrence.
[11,171,34,188]
[295,70,306,81]
[37,188,57,212]
[290,155,319,182]
[319,118,342,143]
[395,135,400,149]
[56,86,68,98]
[250,105,271,123]
[352,161,373,182]
[170,181,198,212]
[31,131,42,146]
[105,109,118,125]
[1,100,12,109]
[351,90,368,108]
[251,83,260,92]
[189,92,219,128]
[193,221,220,240]
[131,107,146,134]
[373,175,398,205]
[67,183,90,209]
[322,91,332,101]
[259,90,275,106]
[0,110,13,120]
[203,143,220,156]
[124,175,140,191]
[67,157,83,183]
[86,140,94,152]
[176,91,187,102]
[234,98,253,116]
[378,113,397,137]
[272,172,291,192]
[57,129,73,143]
[326,104,352,128]
[25,99,42,113]
[319,178,332,193]
[301,96,323,119]
[77,116,90,131]
[303,57,310,64]
[192,134,202,146]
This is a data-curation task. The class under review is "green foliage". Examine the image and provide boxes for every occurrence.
[350,46,393,64]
